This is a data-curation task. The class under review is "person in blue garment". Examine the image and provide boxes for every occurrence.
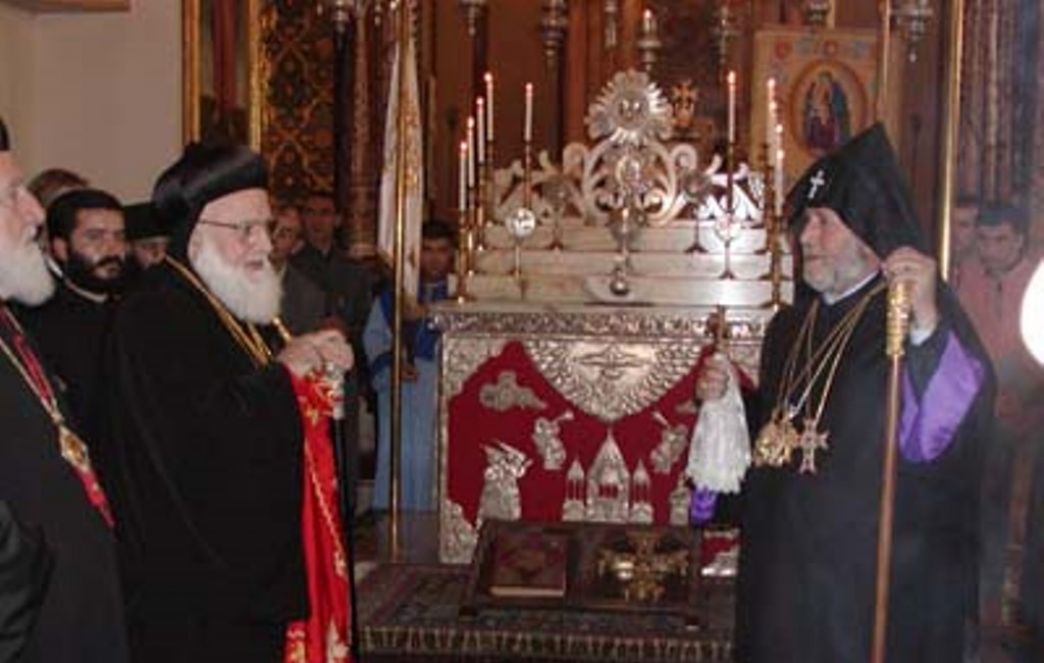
[365,219,455,511]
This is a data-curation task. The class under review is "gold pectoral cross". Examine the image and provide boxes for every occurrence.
[797,418,829,474]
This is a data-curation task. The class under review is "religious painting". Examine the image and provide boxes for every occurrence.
[182,0,266,149]
[750,28,903,186]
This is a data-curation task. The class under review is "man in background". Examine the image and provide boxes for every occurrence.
[124,202,170,272]
[949,195,980,289]
[291,190,373,515]
[19,188,127,443]
[269,203,324,335]
[364,220,455,511]
[958,203,1043,642]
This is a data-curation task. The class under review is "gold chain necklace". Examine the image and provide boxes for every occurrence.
[165,257,272,367]
[0,310,95,481]
[753,282,886,473]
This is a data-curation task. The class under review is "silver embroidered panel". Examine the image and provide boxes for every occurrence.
[522,339,702,422]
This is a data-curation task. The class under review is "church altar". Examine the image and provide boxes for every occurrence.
[432,71,791,564]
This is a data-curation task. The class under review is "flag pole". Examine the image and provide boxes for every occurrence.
[871,281,911,663]
[388,0,412,562]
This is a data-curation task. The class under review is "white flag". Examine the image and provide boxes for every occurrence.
[378,8,424,299]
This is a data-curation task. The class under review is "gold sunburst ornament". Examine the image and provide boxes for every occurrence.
[587,70,673,146]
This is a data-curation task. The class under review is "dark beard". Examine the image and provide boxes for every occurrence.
[63,250,126,296]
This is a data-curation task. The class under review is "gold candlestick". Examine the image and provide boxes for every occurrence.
[455,204,471,303]
[522,138,534,209]
[467,183,479,278]
[719,138,736,280]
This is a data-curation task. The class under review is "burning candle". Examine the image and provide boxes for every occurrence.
[476,98,486,165]
[727,70,737,145]
[484,72,495,142]
[642,9,657,36]
[466,116,476,188]
[766,78,777,147]
[524,83,534,143]
[774,123,783,163]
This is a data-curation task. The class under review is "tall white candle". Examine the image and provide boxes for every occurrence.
[484,72,495,142]
[476,98,486,165]
[524,83,534,143]
[466,116,476,188]
[775,148,785,216]
[766,78,776,148]
[774,123,783,163]
[458,140,467,211]
[727,70,737,145]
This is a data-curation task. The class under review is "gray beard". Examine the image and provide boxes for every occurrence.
[190,239,282,324]
[0,239,55,306]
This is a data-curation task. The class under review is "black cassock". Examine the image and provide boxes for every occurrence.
[101,262,306,663]
[19,281,115,445]
[0,307,128,662]
[735,278,993,662]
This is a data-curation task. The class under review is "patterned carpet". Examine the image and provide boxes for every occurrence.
[356,563,734,663]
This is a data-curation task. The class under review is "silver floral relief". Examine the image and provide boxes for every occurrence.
[532,411,573,470]
[649,410,691,474]
[440,336,508,399]
[478,371,548,412]
[523,339,702,422]
[440,499,478,565]
[477,441,532,523]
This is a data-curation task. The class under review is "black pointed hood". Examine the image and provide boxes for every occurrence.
[786,123,926,258]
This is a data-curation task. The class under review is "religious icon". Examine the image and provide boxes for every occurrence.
[801,69,851,154]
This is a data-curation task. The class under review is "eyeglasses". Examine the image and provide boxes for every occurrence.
[198,218,272,241]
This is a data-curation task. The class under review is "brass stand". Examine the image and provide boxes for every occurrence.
[455,204,471,303]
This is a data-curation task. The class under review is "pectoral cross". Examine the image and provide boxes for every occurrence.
[798,418,829,474]
[807,169,827,200]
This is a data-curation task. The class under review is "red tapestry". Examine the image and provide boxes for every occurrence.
[446,341,708,527]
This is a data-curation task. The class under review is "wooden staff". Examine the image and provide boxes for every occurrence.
[871,281,911,663]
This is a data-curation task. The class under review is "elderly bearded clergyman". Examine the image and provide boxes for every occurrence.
[102,143,354,663]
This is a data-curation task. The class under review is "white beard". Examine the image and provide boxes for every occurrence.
[190,238,281,324]
[0,237,55,306]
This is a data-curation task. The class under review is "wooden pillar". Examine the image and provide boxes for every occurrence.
[619,0,641,69]
[347,10,375,254]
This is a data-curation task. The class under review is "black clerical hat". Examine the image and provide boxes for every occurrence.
[152,142,267,257]
[124,202,168,241]
[0,116,10,152]
[786,123,926,257]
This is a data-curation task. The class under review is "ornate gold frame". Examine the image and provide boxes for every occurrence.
[181,0,266,150]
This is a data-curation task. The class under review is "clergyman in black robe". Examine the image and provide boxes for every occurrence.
[101,143,354,662]
[19,188,127,445]
[696,124,994,661]
[0,115,129,662]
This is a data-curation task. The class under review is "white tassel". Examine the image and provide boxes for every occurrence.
[685,356,751,493]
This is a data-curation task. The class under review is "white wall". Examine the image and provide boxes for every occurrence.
[0,0,180,202]
[0,3,37,150]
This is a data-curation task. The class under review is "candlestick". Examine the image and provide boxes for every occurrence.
[524,82,534,143]
[727,70,737,145]
[775,147,785,216]
[476,98,486,165]
[484,72,494,142]
[458,140,467,212]
[466,116,476,188]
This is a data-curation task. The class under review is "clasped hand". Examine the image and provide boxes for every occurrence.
[277,329,354,378]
